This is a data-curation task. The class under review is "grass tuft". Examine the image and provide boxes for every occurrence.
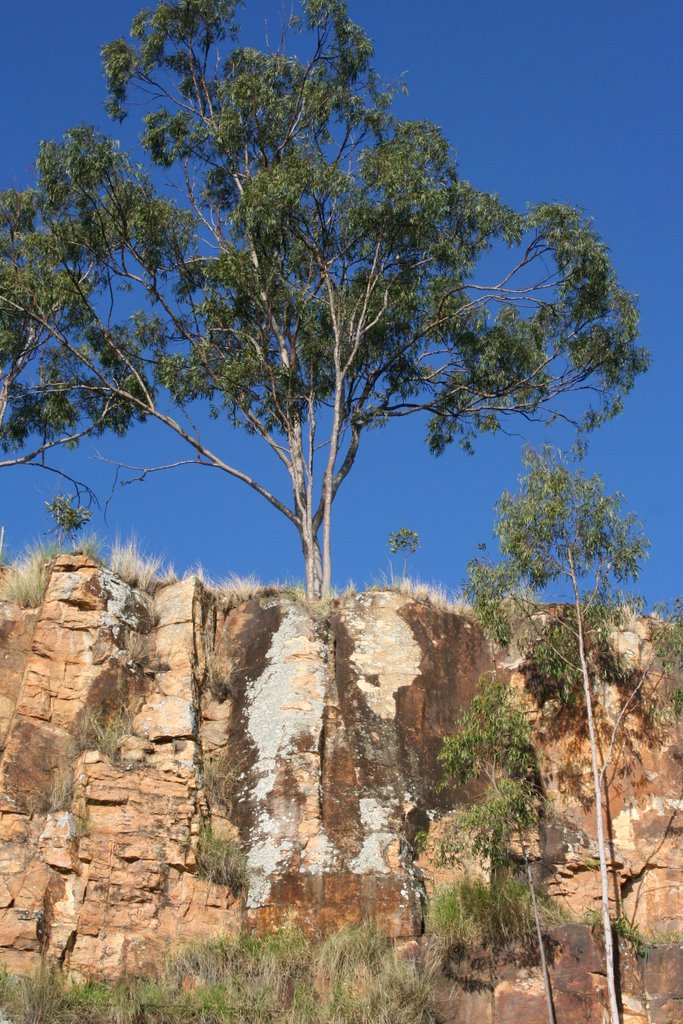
[195,826,249,894]
[49,770,74,813]
[427,876,566,958]
[205,650,235,702]
[203,750,243,813]
[74,533,103,561]
[369,573,472,614]
[76,704,135,762]
[109,538,173,594]
[0,542,63,607]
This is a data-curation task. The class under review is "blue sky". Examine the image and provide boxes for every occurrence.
[1,0,681,602]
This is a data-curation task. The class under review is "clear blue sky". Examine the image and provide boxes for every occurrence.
[1,0,681,602]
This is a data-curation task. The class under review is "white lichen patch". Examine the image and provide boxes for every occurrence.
[99,569,142,634]
[244,603,338,908]
[344,596,421,719]
[348,797,396,875]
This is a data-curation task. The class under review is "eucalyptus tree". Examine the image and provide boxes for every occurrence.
[466,449,654,1024]
[0,0,647,597]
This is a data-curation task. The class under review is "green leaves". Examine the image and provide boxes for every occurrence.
[468,449,648,618]
[1,0,650,594]
[438,675,540,868]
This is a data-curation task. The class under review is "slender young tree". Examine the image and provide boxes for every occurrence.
[467,449,655,1024]
[0,0,648,596]
[438,674,557,1024]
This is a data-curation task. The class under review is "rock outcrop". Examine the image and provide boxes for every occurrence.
[0,556,681,1021]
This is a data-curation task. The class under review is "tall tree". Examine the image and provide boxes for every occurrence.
[466,449,655,1024]
[0,0,647,596]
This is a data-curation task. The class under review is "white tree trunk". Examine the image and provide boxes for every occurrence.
[571,567,621,1024]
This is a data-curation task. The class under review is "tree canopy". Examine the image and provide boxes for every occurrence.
[0,0,648,595]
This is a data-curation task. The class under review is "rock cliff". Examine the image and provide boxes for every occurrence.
[0,555,681,1022]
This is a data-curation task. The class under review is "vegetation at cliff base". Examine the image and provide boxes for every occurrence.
[0,925,435,1024]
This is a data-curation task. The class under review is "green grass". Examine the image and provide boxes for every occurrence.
[0,926,435,1024]
[427,876,567,958]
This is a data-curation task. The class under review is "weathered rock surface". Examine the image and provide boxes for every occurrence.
[0,557,681,1021]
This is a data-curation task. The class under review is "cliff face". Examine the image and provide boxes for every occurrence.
[0,555,681,1022]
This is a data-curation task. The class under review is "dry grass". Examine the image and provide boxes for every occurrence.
[109,538,174,594]
[48,770,74,813]
[0,543,63,607]
[205,650,236,702]
[75,704,136,762]
[195,826,249,894]
[370,573,472,614]
[121,630,154,669]
[165,925,434,1024]
[74,534,103,561]
[203,750,243,812]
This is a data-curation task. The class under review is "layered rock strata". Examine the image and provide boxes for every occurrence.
[0,556,681,1021]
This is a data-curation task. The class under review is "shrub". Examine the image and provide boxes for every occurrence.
[0,543,62,607]
[195,826,248,894]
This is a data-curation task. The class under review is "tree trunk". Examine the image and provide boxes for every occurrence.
[522,846,557,1024]
[570,567,621,1024]
[321,490,333,599]
[300,527,323,600]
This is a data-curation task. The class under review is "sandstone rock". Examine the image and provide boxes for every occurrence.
[0,559,680,1024]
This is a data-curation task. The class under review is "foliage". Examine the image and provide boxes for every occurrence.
[195,826,248,894]
[467,450,648,643]
[427,877,565,958]
[44,493,92,546]
[654,597,683,676]
[0,0,648,597]
[388,527,420,578]
[0,541,62,607]
[438,675,540,869]
[465,447,659,1024]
